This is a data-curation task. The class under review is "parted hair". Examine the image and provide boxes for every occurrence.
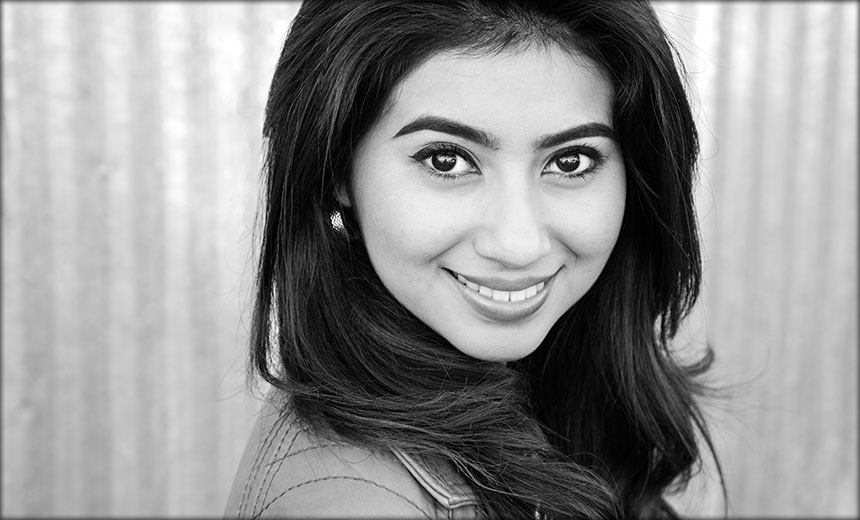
[250,0,723,518]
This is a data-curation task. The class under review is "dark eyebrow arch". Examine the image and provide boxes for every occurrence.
[534,122,616,150]
[393,115,501,150]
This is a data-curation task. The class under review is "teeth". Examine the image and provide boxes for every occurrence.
[492,290,509,302]
[457,274,480,292]
[455,273,547,302]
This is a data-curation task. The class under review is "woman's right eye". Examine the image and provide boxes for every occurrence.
[412,145,479,179]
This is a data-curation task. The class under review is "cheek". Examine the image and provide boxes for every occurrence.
[555,175,626,264]
[352,173,461,276]
[581,199,625,251]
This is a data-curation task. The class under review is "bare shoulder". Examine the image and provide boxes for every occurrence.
[224,397,436,519]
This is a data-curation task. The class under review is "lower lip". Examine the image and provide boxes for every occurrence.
[450,272,552,322]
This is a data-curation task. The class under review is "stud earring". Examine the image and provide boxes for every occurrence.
[330,210,346,235]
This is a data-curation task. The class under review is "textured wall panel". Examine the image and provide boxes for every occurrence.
[1,2,303,516]
[2,1,856,516]
[657,2,858,516]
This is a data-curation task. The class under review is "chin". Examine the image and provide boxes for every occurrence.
[448,332,547,363]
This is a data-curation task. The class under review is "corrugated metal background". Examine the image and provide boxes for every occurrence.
[2,2,856,516]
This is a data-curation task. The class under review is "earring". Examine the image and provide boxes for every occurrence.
[330,210,346,235]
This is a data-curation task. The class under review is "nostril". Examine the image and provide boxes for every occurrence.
[473,228,551,268]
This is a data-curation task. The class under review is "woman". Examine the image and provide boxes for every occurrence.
[225,0,723,518]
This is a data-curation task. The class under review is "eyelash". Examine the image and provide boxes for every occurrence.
[544,145,607,180]
[411,142,607,182]
[411,143,478,181]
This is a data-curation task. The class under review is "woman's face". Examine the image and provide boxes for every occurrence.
[347,44,626,362]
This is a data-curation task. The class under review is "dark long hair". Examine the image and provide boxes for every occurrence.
[250,1,723,518]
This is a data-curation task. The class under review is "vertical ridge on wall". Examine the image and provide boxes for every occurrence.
[805,3,842,511]
[816,3,858,511]
[2,2,856,517]
[187,5,221,513]
[46,5,76,515]
[131,4,170,514]
[102,3,138,515]
[71,4,112,514]
[160,4,192,514]
[2,4,57,515]
[777,3,824,510]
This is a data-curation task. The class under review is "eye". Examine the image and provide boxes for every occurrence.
[430,152,461,172]
[543,151,596,177]
[412,144,479,179]
[541,145,608,181]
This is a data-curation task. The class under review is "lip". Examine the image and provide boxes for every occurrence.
[446,269,557,322]
[450,271,556,292]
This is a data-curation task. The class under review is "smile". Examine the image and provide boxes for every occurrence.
[455,273,545,302]
[447,269,555,322]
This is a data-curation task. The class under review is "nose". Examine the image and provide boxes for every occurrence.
[473,180,551,269]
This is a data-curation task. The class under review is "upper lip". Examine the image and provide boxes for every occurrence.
[447,269,557,291]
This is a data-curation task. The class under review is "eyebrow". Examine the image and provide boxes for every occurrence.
[393,115,500,149]
[393,114,615,150]
[534,122,616,149]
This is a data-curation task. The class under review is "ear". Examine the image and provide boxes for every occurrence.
[334,184,352,208]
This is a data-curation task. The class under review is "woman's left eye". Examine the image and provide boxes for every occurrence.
[542,150,599,177]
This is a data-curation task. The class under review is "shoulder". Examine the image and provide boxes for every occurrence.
[224,396,442,519]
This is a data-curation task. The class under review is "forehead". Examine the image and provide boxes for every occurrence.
[378,45,615,139]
